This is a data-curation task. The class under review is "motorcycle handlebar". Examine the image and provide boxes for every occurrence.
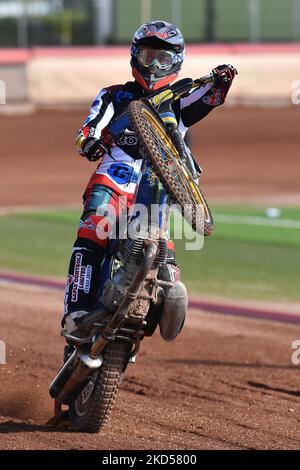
[168,74,215,103]
[170,68,238,102]
[194,74,215,86]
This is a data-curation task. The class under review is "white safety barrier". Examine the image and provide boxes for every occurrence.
[1,46,300,107]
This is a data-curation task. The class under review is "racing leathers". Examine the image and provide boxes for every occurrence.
[63,74,233,331]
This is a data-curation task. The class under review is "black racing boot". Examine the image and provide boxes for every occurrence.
[61,237,105,339]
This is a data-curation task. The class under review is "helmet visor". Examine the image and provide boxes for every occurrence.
[137,47,175,71]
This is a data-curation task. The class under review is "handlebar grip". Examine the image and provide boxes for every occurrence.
[194,74,215,87]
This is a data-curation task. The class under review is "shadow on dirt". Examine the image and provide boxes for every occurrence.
[164,359,294,370]
[0,420,69,433]
[248,381,300,398]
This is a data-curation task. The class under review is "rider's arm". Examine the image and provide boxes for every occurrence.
[177,64,236,128]
[76,89,114,161]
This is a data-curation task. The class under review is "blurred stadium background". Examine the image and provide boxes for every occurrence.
[1,0,300,46]
[0,0,299,308]
[1,0,300,106]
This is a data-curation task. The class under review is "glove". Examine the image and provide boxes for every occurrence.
[211,64,237,88]
[82,127,113,162]
[82,138,107,162]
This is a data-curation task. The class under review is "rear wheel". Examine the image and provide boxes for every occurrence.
[128,99,214,236]
[69,341,131,432]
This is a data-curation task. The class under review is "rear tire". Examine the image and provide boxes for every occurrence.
[69,341,131,433]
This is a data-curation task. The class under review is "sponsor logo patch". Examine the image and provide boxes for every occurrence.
[107,162,139,185]
[117,133,138,146]
[67,252,93,302]
[202,88,223,107]
[115,90,134,103]
[79,216,97,231]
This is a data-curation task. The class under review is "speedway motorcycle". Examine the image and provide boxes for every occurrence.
[49,75,214,432]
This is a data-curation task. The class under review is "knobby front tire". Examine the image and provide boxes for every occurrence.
[128,99,214,236]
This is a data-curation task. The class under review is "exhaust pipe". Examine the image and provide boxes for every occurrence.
[159,281,188,341]
[49,241,158,405]
[49,350,103,405]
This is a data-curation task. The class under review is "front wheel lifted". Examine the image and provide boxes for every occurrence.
[128,99,214,236]
[69,341,131,433]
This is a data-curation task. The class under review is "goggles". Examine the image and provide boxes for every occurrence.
[136,47,178,70]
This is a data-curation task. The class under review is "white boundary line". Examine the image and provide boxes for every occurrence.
[1,205,300,230]
[214,214,300,229]
[0,204,81,217]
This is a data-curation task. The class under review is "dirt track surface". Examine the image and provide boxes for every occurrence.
[0,106,300,450]
[0,106,300,207]
[0,283,299,450]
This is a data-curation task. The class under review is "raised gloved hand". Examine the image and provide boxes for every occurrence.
[211,64,237,88]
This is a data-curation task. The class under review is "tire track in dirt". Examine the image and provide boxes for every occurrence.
[0,278,300,449]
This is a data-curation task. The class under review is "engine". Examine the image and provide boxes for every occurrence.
[101,236,167,318]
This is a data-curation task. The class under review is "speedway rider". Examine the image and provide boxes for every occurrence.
[62,20,237,340]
